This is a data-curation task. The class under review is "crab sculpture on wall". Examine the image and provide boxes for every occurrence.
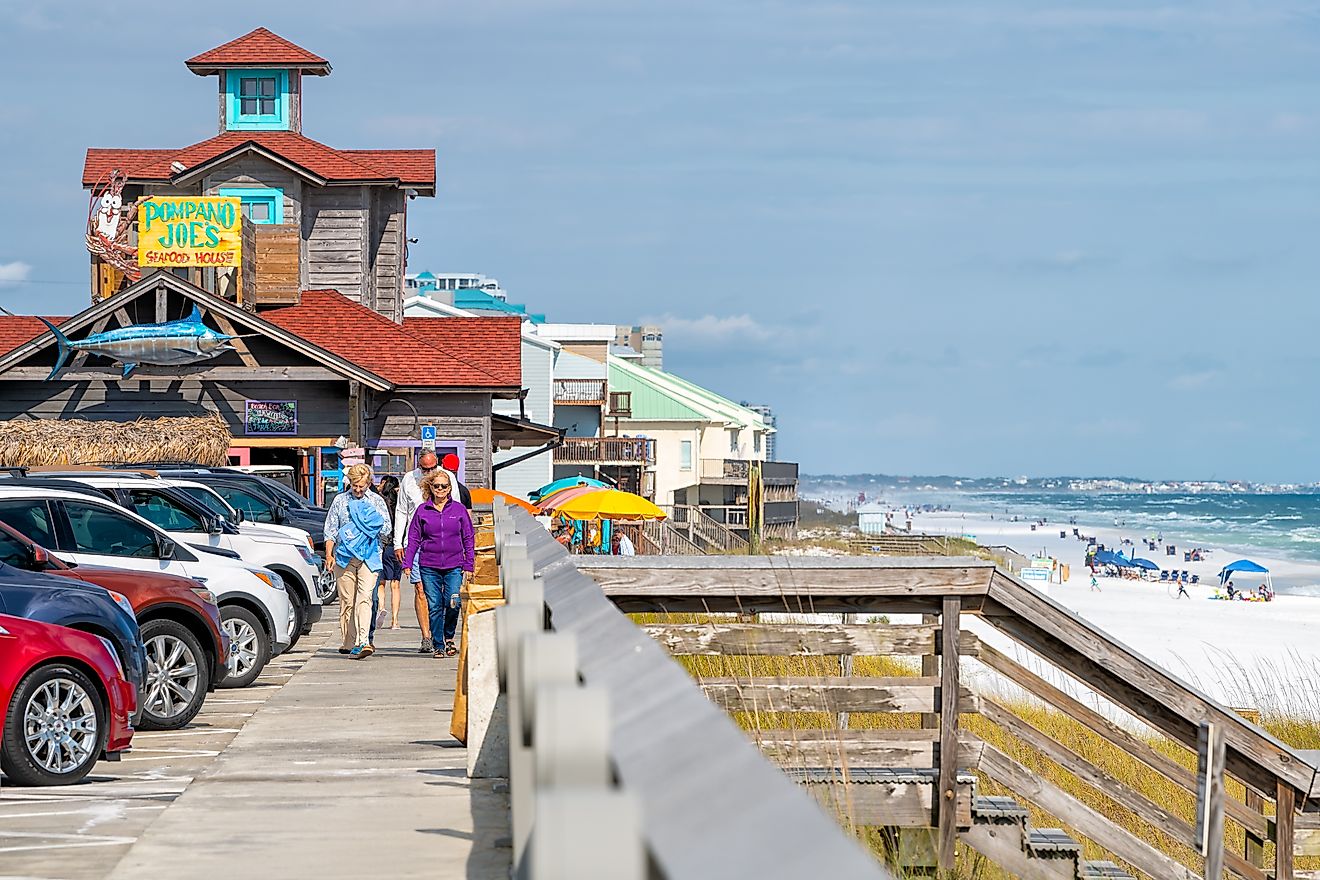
[86,170,142,294]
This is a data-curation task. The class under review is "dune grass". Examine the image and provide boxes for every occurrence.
[634,612,1320,878]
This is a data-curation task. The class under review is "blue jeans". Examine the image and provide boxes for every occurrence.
[419,566,463,647]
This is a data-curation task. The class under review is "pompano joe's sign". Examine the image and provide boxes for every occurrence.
[138,197,242,268]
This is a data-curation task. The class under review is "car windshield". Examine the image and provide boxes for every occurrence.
[213,484,277,523]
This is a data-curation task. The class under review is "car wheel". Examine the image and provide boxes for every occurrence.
[137,620,208,730]
[286,594,305,651]
[219,606,270,689]
[1,663,108,786]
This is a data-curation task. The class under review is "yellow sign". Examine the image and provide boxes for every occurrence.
[137,197,242,268]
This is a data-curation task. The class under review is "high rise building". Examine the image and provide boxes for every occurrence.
[742,403,777,461]
[614,325,663,368]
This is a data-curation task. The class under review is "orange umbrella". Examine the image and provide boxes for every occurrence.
[471,487,540,514]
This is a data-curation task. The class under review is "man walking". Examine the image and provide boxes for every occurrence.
[440,453,473,509]
[324,464,391,658]
[396,451,441,653]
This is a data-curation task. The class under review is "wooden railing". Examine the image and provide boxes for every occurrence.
[553,378,606,406]
[640,518,705,556]
[553,436,654,465]
[669,504,750,553]
[576,554,1319,880]
[488,504,891,879]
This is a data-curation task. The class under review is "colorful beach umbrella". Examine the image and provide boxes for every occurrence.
[546,488,666,522]
[529,477,609,502]
[537,485,606,509]
[471,487,540,514]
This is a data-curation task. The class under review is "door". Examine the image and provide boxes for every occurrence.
[53,498,187,577]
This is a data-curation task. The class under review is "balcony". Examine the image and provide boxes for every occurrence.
[698,458,749,483]
[554,379,607,407]
[554,436,654,466]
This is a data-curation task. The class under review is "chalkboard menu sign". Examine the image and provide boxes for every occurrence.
[245,400,298,435]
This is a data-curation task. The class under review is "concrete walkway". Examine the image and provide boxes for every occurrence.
[105,607,510,879]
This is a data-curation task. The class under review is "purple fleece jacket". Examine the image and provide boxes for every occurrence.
[404,499,475,573]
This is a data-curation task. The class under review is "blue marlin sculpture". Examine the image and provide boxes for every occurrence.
[40,305,235,380]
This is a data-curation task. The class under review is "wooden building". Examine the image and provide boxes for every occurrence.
[0,29,555,502]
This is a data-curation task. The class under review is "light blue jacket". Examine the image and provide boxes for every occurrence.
[324,491,391,572]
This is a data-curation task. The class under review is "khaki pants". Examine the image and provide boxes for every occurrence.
[336,560,377,648]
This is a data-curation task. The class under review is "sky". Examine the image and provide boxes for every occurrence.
[2,2,1319,482]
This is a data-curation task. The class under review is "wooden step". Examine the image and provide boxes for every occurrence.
[1081,860,1137,879]
[974,794,1031,821]
[785,766,975,828]
[962,821,1079,880]
[1028,827,1083,858]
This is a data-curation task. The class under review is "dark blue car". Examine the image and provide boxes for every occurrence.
[0,562,146,707]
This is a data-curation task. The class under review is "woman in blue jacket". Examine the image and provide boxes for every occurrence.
[403,470,474,658]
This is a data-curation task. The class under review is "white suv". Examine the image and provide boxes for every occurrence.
[0,486,295,688]
[44,474,326,638]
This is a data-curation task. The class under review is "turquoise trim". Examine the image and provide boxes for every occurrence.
[217,186,285,225]
[225,69,290,131]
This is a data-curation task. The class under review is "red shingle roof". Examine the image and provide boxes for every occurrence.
[263,291,519,388]
[186,28,329,72]
[0,316,65,356]
[403,317,523,386]
[84,132,435,188]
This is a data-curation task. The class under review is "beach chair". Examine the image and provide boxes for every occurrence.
[1190,574,1200,585]
[1159,571,1170,582]
[1180,570,1189,583]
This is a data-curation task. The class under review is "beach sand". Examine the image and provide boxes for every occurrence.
[910,509,1320,710]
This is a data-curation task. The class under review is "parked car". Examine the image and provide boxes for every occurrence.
[23,473,323,641]
[0,520,226,730]
[167,479,336,602]
[0,565,145,720]
[0,486,294,689]
[0,613,136,785]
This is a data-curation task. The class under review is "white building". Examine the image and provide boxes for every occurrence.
[405,271,508,301]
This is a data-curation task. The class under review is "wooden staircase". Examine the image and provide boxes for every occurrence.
[670,504,749,554]
[577,557,1320,880]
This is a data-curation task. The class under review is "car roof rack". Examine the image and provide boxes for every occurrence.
[0,477,112,498]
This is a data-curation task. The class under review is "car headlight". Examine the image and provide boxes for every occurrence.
[253,570,285,591]
[96,635,125,678]
[297,544,318,565]
[106,590,136,619]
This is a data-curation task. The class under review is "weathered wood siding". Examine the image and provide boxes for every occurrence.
[202,156,303,229]
[365,391,493,487]
[302,187,367,302]
[0,380,349,439]
[251,225,300,305]
[370,189,406,322]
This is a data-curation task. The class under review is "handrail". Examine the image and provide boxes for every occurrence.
[492,504,891,879]
[670,504,750,553]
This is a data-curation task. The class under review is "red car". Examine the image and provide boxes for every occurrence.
[0,522,227,731]
[0,613,136,785]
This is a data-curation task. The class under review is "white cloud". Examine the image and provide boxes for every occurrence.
[645,313,778,343]
[0,262,32,287]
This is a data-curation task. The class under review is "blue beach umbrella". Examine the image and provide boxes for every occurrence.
[529,476,609,502]
[1130,558,1160,571]
[1218,559,1269,586]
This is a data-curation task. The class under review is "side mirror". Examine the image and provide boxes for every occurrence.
[28,545,50,570]
[233,509,245,523]
[157,536,177,559]
[273,503,288,524]
[207,515,224,535]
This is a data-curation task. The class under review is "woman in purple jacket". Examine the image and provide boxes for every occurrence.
[403,470,475,657]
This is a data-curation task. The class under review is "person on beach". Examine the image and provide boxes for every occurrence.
[370,476,403,641]
[396,451,441,653]
[404,470,475,659]
[1089,575,1101,592]
[324,464,391,659]
[612,530,635,556]
[1176,581,1190,599]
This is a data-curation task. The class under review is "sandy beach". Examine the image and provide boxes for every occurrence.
[908,508,1320,710]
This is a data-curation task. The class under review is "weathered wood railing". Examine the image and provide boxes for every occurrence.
[577,554,1319,880]
[668,504,750,553]
[488,503,891,879]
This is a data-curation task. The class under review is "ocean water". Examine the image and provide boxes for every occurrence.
[891,490,1320,594]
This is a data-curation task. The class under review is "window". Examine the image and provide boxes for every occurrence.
[680,440,693,471]
[225,69,290,131]
[0,528,32,568]
[62,501,160,558]
[217,186,284,225]
[213,485,277,523]
[728,428,740,454]
[180,486,235,518]
[754,431,762,454]
[0,500,57,549]
[126,490,206,532]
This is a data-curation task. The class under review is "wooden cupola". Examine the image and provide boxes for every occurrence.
[185,28,332,135]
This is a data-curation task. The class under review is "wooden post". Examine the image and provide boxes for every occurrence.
[1244,788,1265,868]
[1201,723,1226,880]
[837,612,855,730]
[920,613,939,729]
[1276,781,1295,880]
[937,596,961,871]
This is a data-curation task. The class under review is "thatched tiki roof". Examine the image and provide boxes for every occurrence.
[0,414,233,467]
